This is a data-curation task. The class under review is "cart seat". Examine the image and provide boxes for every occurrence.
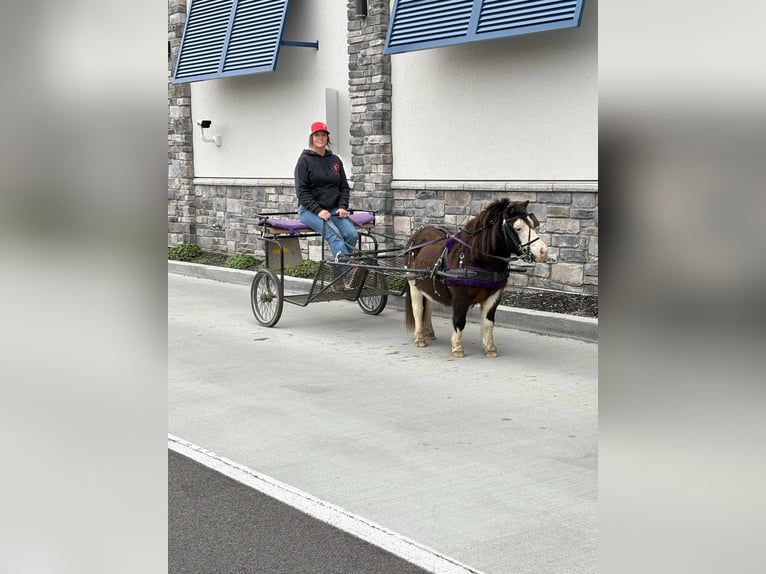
[256,211,375,236]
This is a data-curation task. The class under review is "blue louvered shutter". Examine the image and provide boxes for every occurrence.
[173,0,233,81]
[173,0,291,83]
[386,0,474,48]
[384,0,587,55]
[221,0,289,74]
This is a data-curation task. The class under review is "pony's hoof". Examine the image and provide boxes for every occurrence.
[425,332,436,340]
[485,350,498,358]
[415,340,428,348]
[452,350,465,358]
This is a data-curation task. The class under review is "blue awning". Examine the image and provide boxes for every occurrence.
[384,0,587,55]
[173,0,300,83]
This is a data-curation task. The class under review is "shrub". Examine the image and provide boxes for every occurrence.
[224,253,261,270]
[285,259,320,278]
[168,244,203,262]
[386,275,406,292]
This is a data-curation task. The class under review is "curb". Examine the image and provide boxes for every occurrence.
[169,261,598,343]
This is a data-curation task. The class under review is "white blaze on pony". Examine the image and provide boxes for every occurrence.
[404,199,548,358]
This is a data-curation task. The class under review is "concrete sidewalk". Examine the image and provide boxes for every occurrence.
[168,261,597,342]
[169,272,598,574]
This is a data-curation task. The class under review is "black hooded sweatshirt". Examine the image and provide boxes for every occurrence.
[294,149,351,214]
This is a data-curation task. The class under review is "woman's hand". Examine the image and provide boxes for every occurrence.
[318,209,331,221]
[336,208,349,218]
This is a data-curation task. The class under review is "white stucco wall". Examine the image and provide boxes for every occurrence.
[189,0,351,179]
[389,0,598,182]
[187,0,597,183]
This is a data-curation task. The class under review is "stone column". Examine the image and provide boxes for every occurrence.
[168,0,196,246]
[347,1,394,248]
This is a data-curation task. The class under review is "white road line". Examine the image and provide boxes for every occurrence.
[169,434,487,574]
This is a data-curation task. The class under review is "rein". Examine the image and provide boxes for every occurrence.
[403,233,450,254]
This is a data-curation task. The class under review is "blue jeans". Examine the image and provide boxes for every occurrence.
[298,205,359,259]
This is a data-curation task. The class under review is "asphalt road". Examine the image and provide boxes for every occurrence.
[169,449,433,574]
[168,272,598,573]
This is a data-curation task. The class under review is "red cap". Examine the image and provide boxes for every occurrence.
[310,121,329,134]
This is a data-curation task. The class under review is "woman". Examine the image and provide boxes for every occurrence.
[294,121,358,263]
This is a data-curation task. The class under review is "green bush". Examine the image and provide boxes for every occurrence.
[224,253,262,270]
[386,275,406,292]
[168,244,203,262]
[285,259,320,278]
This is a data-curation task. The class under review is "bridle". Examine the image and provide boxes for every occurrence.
[501,213,541,262]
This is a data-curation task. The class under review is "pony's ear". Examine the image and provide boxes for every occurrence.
[523,200,530,208]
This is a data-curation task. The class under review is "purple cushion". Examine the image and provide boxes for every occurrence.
[258,212,374,235]
[257,218,308,235]
[349,212,375,226]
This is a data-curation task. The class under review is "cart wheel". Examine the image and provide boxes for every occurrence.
[251,270,283,327]
[358,294,387,315]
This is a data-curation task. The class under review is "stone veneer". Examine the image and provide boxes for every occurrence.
[192,179,297,257]
[347,0,394,248]
[392,182,599,295]
[167,0,195,246]
[191,178,598,294]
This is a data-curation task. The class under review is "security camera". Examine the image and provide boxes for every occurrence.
[196,119,221,146]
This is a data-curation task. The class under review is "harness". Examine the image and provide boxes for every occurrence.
[404,213,541,290]
[439,234,507,287]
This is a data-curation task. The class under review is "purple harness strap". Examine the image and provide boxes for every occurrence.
[445,233,471,252]
[440,266,509,288]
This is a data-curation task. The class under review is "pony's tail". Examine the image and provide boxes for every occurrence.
[405,282,415,333]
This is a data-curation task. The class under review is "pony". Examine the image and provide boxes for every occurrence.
[404,199,548,358]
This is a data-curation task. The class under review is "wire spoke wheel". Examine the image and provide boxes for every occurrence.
[357,270,388,315]
[358,293,387,315]
[251,270,283,327]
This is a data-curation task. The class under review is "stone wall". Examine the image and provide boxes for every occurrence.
[392,182,599,295]
[191,178,598,294]
[167,0,195,246]
[347,0,394,247]
[192,179,331,260]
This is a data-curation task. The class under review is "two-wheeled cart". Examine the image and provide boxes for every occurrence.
[250,210,539,327]
[250,211,406,327]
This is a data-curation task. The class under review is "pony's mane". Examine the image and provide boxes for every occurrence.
[463,198,507,258]
[463,198,531,258]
